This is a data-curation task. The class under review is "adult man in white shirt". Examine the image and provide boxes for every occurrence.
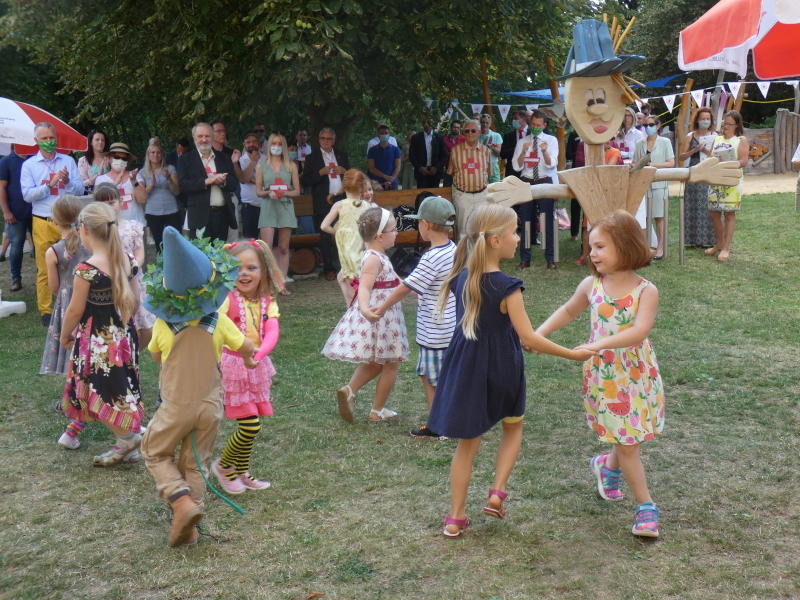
[20,122,84,323]
[234,131,265,239]
[511,110,559,269]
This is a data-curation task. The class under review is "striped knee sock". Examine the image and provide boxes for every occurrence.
[219,416,261,478]
[65,420,86,438]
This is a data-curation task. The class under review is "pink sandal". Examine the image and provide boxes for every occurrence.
[483,489,508,519]
[442,515,470,538]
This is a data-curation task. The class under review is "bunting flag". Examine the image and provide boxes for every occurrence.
[451,99,459,107]
[690,89,705,107]
[498,104,511,122]
[789,81,799,89]
[424,98,433,108]
[727,81,742,99]
[525,104,539,111]
[444,107,453,120]
[757,81,771,98]
[635,99,643,110]
[663,94,677,113]
[471,103,484,117]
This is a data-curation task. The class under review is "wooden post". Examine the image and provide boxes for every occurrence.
[545,56,567,170]
[676,78,694,266]
[734,84,746,113]
[480,58,492,117]
[794,83,800,114]
[774,109,784,173]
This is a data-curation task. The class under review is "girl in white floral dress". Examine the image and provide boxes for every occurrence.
[322,207,409,422]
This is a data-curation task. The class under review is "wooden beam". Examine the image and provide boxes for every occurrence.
[545,56,567,170]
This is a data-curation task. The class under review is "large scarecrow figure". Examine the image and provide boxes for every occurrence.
[489,19,742,223]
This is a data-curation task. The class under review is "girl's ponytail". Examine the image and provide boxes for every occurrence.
[51,195,85,258]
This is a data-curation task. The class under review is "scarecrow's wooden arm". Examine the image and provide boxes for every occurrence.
[652,157,742,187]
[487,176,573,208]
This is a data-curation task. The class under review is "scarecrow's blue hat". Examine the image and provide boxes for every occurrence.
[560,19,645,79]
[143,226,238,322]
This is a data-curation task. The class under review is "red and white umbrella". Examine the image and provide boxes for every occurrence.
[0,97,86,155]
[678,0,800,80]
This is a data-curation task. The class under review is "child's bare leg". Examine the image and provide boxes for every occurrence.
[338,275,354,305]
[137,327,152,351]
[487,419,523,510]
[370,362,399,415]
[608,444,652,504]
[419,375,436,411]
[346,362,382,395]
[446,437,482,532]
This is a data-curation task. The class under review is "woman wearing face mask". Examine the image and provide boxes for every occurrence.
[678,109,717,248]
[77,130,110,192]
[706,111,749,262]
[134,144,182,252]
[95,142,145,227]
[256,133,299,286]
[631,116,674,259]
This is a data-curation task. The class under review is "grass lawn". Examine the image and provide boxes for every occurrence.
[1,193,798,600]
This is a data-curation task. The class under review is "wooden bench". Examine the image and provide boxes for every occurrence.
[289,187,453,249]
[287,187,453,274]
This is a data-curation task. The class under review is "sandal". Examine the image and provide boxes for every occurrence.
[442,515,470,538]
[368,407,397,422]
[483,489,508,519]
[336,385,356,423]
[717,250,730,262]
[704,247,720,256]
[93,433,142,467]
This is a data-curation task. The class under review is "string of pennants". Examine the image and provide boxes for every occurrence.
[429,80,800,123]
[425,98,541,123]
[642,80,799,113]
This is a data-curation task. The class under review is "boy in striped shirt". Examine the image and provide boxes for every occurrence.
[374,196,456,439]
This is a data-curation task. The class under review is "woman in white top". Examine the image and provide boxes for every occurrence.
[76,130,110,191]
[95,142,145,226]
[615,107,645,163]
[134,144,182,252]
[632,116,674,259]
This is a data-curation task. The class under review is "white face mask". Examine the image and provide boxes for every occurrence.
[269,145,283,156]
[110,158,128,172]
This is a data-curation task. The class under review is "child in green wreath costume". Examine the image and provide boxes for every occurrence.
[140,226,256,548]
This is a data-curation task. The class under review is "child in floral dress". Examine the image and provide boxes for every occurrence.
[538,210,665,538]
[322,207,409,422]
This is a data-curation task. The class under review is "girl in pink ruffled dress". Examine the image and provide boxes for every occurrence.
[211,239,284,494]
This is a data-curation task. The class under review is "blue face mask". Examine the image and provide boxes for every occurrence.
[379,134,390,143]
[511,119,520,130]
[645,125,658,136]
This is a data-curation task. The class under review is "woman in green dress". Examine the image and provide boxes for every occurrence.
[256,133,300,287]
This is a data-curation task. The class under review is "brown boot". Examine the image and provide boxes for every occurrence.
[168,495,203,547]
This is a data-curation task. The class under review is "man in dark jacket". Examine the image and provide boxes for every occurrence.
[300,127,350,280]
[408,118,446,189]
[178,122,238,242]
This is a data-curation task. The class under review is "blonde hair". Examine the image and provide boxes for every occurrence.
[225,239,284,296]
[51,195,85,257]
[92,182,120,204]
[437,204,517,340]
[266,133,295,172]
[141,143,166,184]
[78,202,137,324]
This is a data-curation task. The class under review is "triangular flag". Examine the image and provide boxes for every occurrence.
[498,104,511,122]
[424,98,433,108]
[451,99,459,107]
[635,99,643,110]
[790,80,799,89]
[662,94,676,113]
[471,104,484,117]
[727,81,742,98]
[444,107,453,119]
[757,81,771,98]
[525,104,539,111]
[690,89,705,107]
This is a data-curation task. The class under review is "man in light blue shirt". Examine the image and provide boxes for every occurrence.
[478,113,503,183]
[20,122,83,323]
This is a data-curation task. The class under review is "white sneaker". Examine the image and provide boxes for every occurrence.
[284,276,295,283]
[58,432,80,449]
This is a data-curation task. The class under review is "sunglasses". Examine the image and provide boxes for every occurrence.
[463,129,478,133]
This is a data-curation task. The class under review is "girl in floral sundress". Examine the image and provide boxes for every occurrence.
[60,202,144,467]
[322,206,409,422]
[538,210,665,538]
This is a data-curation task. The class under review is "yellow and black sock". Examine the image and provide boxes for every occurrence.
[219,416,261,479]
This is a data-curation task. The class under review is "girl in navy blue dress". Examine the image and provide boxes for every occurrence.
[428,204,594,537]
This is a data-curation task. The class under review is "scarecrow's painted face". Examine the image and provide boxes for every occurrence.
[565,75,626,145]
